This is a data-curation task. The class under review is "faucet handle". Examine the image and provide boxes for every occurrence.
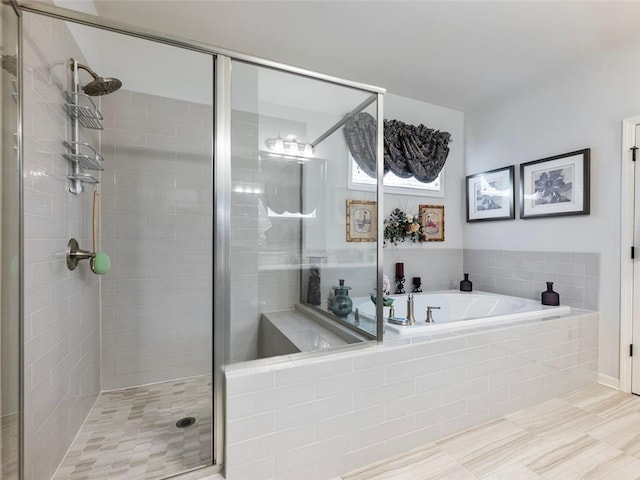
[425,306,441,323]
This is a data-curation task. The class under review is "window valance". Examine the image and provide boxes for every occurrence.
[344,112,451,183]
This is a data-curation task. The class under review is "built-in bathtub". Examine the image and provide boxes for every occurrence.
[356,290,570,335]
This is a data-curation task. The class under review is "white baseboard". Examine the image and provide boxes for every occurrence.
[597,373,620,390]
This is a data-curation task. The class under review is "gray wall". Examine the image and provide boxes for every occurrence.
[23,12,100,480]
[100,88,213,389]
[383,248,463,293]
[464,37,640,379]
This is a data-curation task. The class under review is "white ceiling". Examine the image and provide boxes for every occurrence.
[55,0,640,112]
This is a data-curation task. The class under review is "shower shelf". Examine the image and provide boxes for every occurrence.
[64,91,104,130]
[68,172,99,184]
[62,141,104,171]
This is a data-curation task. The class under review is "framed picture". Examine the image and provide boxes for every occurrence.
[520,149,590,219]
[466,165,515,222]
[419,204,445,242]
[346,200,376,242]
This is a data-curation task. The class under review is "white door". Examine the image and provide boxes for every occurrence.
[631,124,640,393]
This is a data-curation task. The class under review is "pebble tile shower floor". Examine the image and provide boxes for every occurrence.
[52,375,212,480]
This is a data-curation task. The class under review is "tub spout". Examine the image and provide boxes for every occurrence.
[425,306,441,323]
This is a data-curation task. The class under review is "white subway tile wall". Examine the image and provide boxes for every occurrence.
[225,312,598,480]
[23,12,101,480]
[463,250,599,310]
[229,110,304,363]
[100,90,213,390]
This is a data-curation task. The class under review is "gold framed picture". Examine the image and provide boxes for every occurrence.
[346,200,376,242]
[419,204,445,242]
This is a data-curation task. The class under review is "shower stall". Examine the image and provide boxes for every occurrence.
[1,2,384,479]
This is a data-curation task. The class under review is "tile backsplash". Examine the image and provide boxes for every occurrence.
[463,249,599,310]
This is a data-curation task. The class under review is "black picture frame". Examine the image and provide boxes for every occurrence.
[466,165,515,222]
[519,149,590,219]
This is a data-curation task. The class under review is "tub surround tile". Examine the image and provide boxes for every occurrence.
[463,249,599,310]
[225,311,598,480]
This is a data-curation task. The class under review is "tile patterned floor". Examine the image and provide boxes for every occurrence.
[53,375,212,480]
[342,384,640,480]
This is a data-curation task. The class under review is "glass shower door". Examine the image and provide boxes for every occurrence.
[21,12,215,479]
[1,1,21,479]
[227,60,381,364]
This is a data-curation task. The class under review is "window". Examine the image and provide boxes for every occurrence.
[348,155,443,197]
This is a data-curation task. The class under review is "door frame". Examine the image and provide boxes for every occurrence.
[620,116,640,393]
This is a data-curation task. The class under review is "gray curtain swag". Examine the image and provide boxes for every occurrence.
[344,112,451,183]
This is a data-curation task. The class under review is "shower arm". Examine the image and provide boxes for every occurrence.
[310,93,377,149]
[72,61,100,81]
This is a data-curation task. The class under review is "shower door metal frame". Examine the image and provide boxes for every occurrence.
[3,1,25,479]
[14,2,386,477]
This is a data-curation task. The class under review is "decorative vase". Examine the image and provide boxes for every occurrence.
[330,279,353,317]
[460,273,472,292]
[541,281,560,306]
[306,264,321,306]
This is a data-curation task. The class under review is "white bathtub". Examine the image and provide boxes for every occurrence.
[356,290,571,335]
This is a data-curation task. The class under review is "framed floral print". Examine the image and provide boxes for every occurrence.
[466,165,515,222]
[346,200,377,242]
[418,204,445,242]
[520,149,590,219]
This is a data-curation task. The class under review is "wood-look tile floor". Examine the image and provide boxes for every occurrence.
[342,384,640,480]
[53,375,212,480]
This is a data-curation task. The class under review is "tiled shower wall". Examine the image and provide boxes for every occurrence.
[463,249,599,310]
[230,110,302,363]
[100,89,213,390]
[23,12,100,480]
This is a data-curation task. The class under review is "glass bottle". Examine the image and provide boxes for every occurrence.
[541,281,560,306]
[460,273,473,292]
[330,279,353,317]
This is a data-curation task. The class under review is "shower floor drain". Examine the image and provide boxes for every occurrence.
[175,417,196,428]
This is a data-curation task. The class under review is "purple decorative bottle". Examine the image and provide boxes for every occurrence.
[460,273,472,292]
[541,282,560,306]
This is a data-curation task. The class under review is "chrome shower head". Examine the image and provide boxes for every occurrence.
[82,76,123,96]
[75,62,122,96]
